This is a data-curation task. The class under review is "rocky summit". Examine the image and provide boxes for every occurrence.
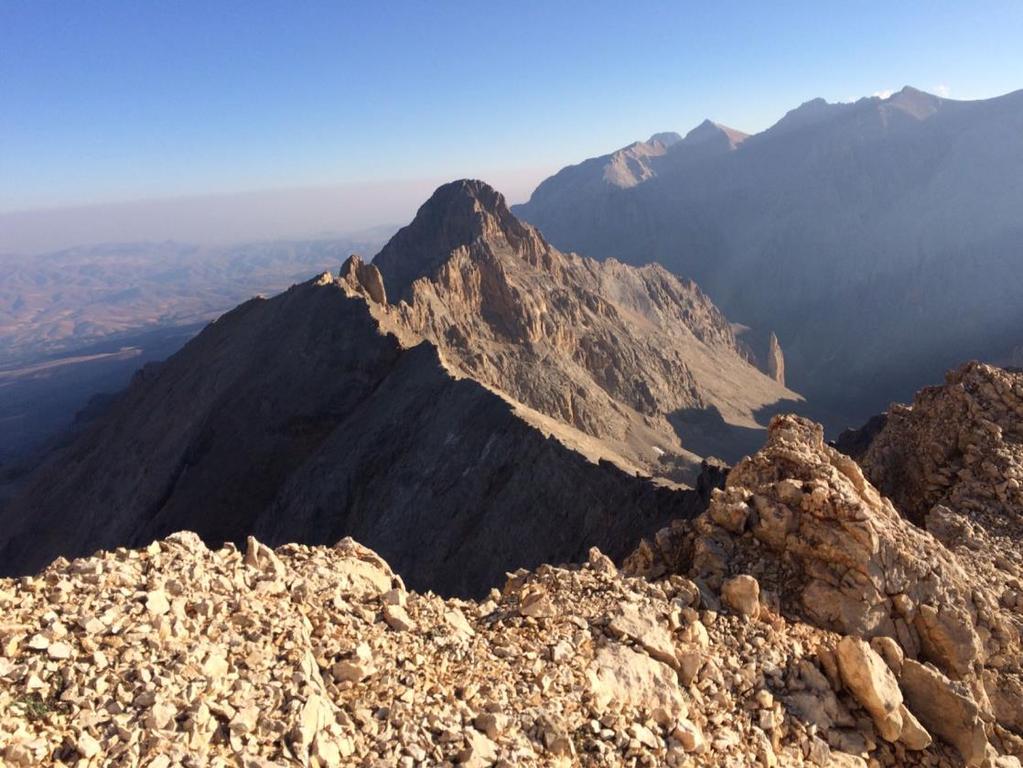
[626,399,1023,764]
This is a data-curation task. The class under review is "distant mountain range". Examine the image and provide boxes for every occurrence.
[0,181,794,594]
[513,86,1023,426]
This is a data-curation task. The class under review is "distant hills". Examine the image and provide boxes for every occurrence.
[513,86,1023,427]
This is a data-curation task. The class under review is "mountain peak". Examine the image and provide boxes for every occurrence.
[767,97,848,135]
[647,131,683,147]
[373,179,537,302]
[423,178,509,217]
[681,119,749,149]
[885,85,942,119]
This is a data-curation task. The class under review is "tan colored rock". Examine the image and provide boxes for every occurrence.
[202,651,229,679]
[828,753,868,768]
[444,607,475,638]
[913,603,982,679]
[721,574,760,618]
[587,546,617,576]
[869,635,904,677]
[76,732,101,759]
[673,719,704,752]
[897,704,932,751]
[459,728,498,767]
[677,649,705,686]
[339,254,388,306]
[835,636,904,743]
[900,659,988,766]
[474,712,507,740]
[383,604,415,632]
[332,537,395,597]
[518,584,556,618]
[331,659,372,683]
[608,604,677,667]
[230,705,260,734]
[244,535,287,579]
[146,588,170,615]
[46,641,72,659]
[587,644,686,726]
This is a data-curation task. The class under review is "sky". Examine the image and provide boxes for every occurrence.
[2,0,1022,252]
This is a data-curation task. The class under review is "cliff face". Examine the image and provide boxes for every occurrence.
[0,180,792,595]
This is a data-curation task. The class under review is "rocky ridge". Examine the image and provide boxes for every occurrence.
[0,180,789,593]
[626,404,1023,765]
[2,364,1022,766]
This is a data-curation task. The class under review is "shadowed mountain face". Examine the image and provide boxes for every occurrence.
[513,87,1023,428]
[0,181,791,595]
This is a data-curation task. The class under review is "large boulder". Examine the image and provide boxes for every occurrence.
[835,637,906,743]
[900,659,990,766]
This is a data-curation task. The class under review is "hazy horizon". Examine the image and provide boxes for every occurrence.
[0,168,552,255]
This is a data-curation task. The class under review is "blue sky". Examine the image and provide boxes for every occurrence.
[1,1,1021,244]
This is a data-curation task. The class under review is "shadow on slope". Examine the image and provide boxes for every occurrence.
[669,398,805,464]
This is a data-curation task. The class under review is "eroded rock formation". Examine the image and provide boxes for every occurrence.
[626,405,1023,765]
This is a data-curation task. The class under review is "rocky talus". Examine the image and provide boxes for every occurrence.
[0,529,997,768]
[626,412,1023,766]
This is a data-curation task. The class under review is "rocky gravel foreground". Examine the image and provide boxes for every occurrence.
[0,525,1015,768]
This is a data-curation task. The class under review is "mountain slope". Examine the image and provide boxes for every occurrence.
[0,181,791,594]
[0,272,694,595]
[513,87,1023,427]
[378,180,798,476]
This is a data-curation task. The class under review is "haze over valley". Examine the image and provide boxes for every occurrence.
[0,233,390,466]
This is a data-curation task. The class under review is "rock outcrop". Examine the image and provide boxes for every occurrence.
[625,409,1023,765]
[735,327,787,385]
[859,362,1023,529]
[0,531,1004,768]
